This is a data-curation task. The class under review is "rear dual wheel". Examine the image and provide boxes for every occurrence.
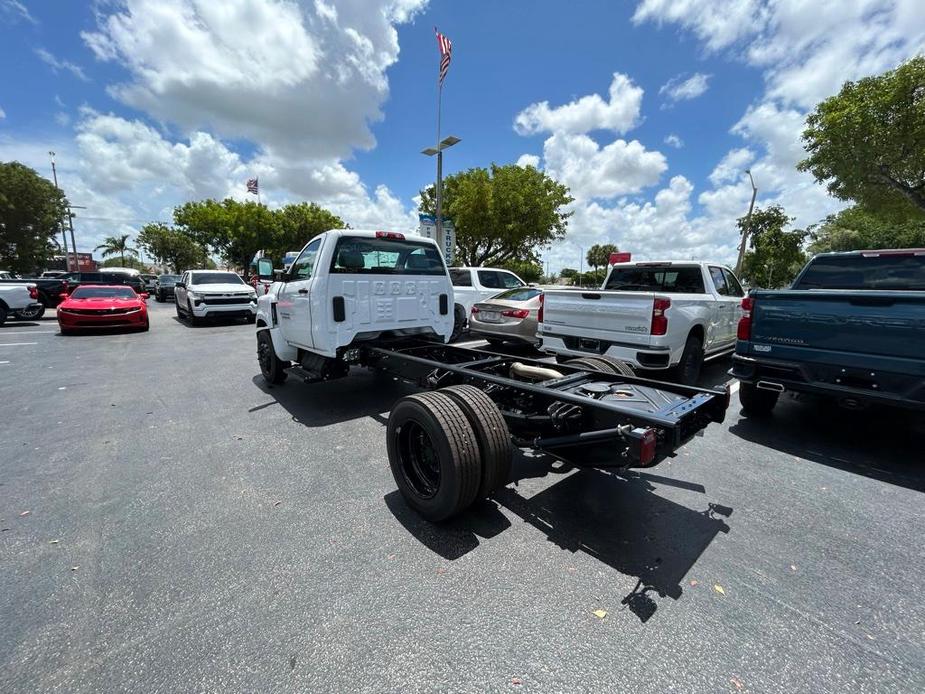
[387,387,511,522]
[565,356,635,377]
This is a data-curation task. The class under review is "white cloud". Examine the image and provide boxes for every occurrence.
[0,105,5,119]
[54,112,70,127]
[632,0,765,52]
[659,72,711,103]
[35,48,90,82]
[82,0,428,159]
[543,133,667,201]
[708,147,754,186]
[516,154,540,168]
[1,0,36,24]
[664,134,683,148]
[514,73,644,136]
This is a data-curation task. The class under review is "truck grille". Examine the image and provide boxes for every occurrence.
[201,294,252,305]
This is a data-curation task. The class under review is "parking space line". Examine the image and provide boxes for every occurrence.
[0,331,57,335]
[0,343,38,347]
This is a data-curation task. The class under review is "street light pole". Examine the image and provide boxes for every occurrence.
[735,169,757,276]
[422,135,460,259]
[49,151,71,271]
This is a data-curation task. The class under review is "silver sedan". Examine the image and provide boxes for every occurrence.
[469,287,543,346]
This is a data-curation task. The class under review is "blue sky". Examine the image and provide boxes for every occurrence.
[1,1,923,270]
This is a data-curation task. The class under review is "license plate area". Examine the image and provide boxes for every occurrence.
[579,338,600,352]
[481,310,501,322]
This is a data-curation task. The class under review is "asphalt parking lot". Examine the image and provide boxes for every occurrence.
[1,300,923,693]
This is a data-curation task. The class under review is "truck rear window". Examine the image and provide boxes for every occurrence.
[793,253,925,290]
[604,266,705,293]
[330,237,446,275]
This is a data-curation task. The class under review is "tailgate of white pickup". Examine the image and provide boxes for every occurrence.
[541,289,655,345]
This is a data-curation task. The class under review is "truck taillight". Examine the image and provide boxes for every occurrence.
[501,308,529,318]
[375,231,405,240]
[29,286,38,300]
[651,297,670,336]
[470,306,479,314]
[537,293,544,323]
[737,296,754,341]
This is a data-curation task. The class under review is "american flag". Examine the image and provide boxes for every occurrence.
[246,177,259,195]
[435,28,452,86]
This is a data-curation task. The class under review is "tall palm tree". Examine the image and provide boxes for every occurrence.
[94,234,138,268]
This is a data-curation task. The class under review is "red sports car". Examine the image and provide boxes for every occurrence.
[57,285,149,334]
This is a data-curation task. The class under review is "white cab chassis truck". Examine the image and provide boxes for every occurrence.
[254,231,730,522]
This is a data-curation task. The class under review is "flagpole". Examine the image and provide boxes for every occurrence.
[435,79,443,245]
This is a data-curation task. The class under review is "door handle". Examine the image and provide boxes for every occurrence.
[298,289,308,295]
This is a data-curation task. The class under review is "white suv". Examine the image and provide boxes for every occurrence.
[174,270,257,324]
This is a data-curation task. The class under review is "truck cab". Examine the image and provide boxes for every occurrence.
[255,230,454,381]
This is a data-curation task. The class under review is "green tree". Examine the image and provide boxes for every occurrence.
[137,222,211,272]
[173,199,277,275]
[270,202,344,262]
[100,255,147,270]
[0,161,68,274]
[419,164,573,266]
[808,204,925,254]
[799,56,925,217]
[736,205,807,288]
[94,233,138,268]
[499,259,542,283]
[587,243,618,270]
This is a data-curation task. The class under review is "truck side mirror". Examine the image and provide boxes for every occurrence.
[257,258,274,280]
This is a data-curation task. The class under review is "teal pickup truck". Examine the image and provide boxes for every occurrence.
[732,249,925,415]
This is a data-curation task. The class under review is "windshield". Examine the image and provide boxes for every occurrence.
[491,287,541,302]
[793,253,925,290]
[604,266,706,293]
[159,275,180,282]
[190,272,246,285]
[71,286,137,299]
[330,237,446,275]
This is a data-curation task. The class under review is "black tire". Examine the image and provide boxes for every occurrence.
[387,392,481,522]
[16,303,45,320]
[450,304,466,342]
[0,304,8,326]
[187,300,200,326]
[581,355,636,377]
[175,301,183,319]
[245,314,256,324]
[139,317,150,332]
[675,333,704,385]
[60,326,74,336]
[739,382,779,416]
[440,384,512,497]
[257,329,288,385]
[565,357,609,373]
[156,291,164,302]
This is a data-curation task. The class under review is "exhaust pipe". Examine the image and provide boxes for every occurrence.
[757,380,785,392]
[510,362,565,382]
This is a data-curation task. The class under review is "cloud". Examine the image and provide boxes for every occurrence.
[659,72,711,104]
[82,0,428,159]
[0,0,36,24]
[632,0,766,52]
[514,73,644,136]
[516,154,540,168]
[35,48,90,82]
[663,134,683,148]
[708,147,754,186]
[0,105,5,119]
[543,133,666,201]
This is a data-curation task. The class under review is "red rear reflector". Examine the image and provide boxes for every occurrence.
[537,293,545,323]
[651,297,670,336]
[375,231,405,240]
[633,427,657,466]
[501,308,529,318]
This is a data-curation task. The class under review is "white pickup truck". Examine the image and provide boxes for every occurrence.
[539,261,745,383]
[0,283,43,325]
[254,230,454,383]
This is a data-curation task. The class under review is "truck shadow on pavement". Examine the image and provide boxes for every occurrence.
[730,398,925,492]
[386,450,732,623]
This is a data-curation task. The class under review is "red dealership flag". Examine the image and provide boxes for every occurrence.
[435,28,452,86]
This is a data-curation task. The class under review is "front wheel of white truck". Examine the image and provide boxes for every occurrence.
[257,329,289,385]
